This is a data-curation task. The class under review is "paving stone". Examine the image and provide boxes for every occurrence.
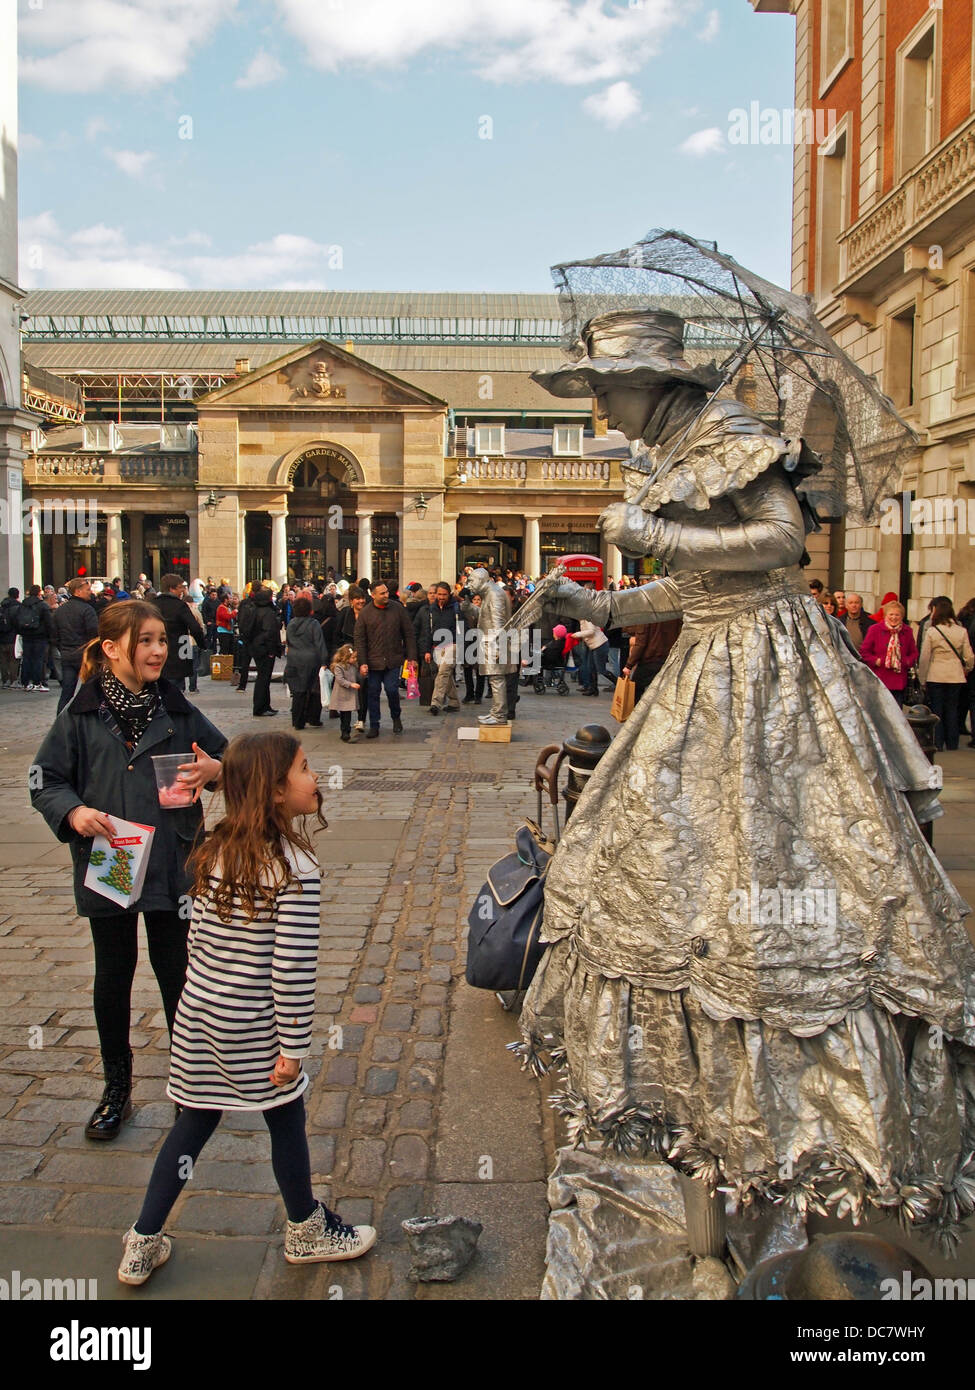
[420,984,448,1006]
[371,923,393,944]
[0,1073,32,1096]
[365,945,391,967]
[4,1050,90,1074]
[413,1042,444,1061]
[372,1036,403,1063]
[13,1097,95,1126]
[389,1134,430,1181]
[417,1009,444,1037]
[365,1067,399,1097]
[348,1005,377,1024]
[360,967,385,985]
[352,1099,387,1135]
[349,1139,386,1187]
[0,1148,43,1181]
[398,1099,434,1129]
[0,1186,62,1224]
[173,1195,282,1236]
[431,945,456,961]
[396,951,422,972]
[335,1197,374,1227]
[428,965,452,983]
[378,1184,426,1242]
[312,1093,349,1130]
[408,1065,437,1094]
[309,1135,336,1175]
[0,1117,59,1146]
[56,1191,148,1228]
[383,1004,414,1032]
[55,1124,164,1153]
[354,986,381,1004]
[327,1056,358,1087]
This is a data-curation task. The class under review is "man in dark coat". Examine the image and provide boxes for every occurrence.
[416,583,461,714]
[354,581,417,737]
[200,587,220,653]
[0,587,22,688]
[18,584,53,690]
[151,575,206,691]
[242,584,283,717]
[52,577,99,712]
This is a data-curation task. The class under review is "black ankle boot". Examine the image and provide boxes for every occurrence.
[85,1050,133,1141]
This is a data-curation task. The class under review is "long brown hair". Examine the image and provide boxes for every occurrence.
[188,732,327,923]
[79,600,166,682]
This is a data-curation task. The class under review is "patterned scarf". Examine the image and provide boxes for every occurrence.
[883,619,903,673]
[100,668,161,747]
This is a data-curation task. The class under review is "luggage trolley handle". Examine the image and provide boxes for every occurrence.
[534,743,566,844]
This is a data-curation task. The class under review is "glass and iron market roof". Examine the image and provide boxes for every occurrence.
[21,291,566,346]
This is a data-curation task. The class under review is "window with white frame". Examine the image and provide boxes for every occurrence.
[820,0,853,94]
[816,125,849,299]
[552,425,584,456]
[82,422,117,452]
[897,15,940,178]
[475,424,505,455]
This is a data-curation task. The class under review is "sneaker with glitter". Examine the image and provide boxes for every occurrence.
[284,1202,377,1264]
[118,1226,172,1286]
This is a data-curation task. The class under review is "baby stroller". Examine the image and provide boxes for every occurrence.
[534,628,576,696]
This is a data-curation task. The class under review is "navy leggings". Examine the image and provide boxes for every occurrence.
[135,1094,315,1234]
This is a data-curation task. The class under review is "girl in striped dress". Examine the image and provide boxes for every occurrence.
[118,732,377,1285]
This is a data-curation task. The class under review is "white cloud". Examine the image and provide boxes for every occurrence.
[236,49,285,88]
[582,81,641,129]
[700,9,720,42]
[19,0,239,93]
[85,116,111,142]
[680,126,725,157]
[18,214,339,289]
[275,0,683,86]
[19,131,44,152]
[108,149,156,179]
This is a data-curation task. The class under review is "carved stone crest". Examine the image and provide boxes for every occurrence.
[286,357,347,402]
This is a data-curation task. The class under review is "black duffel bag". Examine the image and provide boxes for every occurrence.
[465,820,554,992]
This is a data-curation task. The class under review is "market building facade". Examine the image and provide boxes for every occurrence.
[19,291,638,591]
[753,0,975,618]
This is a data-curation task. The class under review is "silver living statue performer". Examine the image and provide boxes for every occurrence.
[467,567,516,727]
[514,308,975,1295]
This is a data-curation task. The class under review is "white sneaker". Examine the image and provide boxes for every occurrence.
[35,684,49,692]
[283,1202,377,1264]
[24,684,34,692]
[118,1226,172,1286]
[478,715,509,726]
[355,720,364,732]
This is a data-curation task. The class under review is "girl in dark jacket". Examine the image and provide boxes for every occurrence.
[31,601,228,1141]
[285,598,328,730]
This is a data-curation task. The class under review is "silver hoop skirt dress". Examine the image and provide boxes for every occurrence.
[516,455,975,1267]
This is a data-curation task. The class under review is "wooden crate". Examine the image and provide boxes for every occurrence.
[210,655,234,681]
[478,723,512,743]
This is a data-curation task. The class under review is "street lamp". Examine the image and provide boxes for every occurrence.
[203,490,223,519]
[411,493,429,520]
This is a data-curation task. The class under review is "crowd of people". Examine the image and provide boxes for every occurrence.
[5,565,975,750]
[806,578,975,750]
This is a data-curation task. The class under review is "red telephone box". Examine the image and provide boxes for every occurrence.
[552,553,604,590]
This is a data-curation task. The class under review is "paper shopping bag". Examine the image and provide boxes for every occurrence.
[611,675,636,722]
[84,819,155,909]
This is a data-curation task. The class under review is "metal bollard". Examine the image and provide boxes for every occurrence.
[904,703,940,847]
[562,724,613,823]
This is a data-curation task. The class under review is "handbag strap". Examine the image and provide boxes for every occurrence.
[932,624,968,671]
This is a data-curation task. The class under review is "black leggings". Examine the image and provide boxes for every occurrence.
[89,911,188,1058]
[135,1094,315,1234]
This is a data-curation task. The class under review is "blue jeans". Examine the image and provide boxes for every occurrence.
[367,667,401,728]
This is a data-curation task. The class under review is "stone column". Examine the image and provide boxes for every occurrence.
[600,535,623,586]
[442,512,459,579]
[187,506,199,582]
[105,509,123,581]
[523,513,542,578]
[31,503,43,586]
[239,509,248,591]
[357,510,373,580]
[270,510,288,587]
[128,511,144,586]
[0,409,37,593]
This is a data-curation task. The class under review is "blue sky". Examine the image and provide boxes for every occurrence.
[17,0,799,293]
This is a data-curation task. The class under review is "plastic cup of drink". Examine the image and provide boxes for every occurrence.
[152,753,196,808]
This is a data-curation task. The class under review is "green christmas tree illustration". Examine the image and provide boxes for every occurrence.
[88,849,106,865]
[99,847,134,895]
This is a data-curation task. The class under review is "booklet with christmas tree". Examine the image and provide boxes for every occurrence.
[83,819,155,908]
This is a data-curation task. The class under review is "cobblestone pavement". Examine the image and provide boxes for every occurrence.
[0,669,973,1298]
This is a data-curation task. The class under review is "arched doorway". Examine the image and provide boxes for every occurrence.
[285,448,360,582]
